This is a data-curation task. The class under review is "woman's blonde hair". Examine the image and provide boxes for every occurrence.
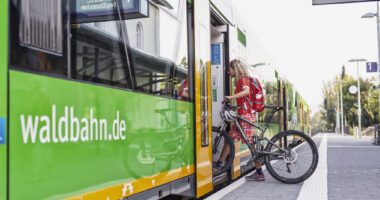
[229,59,249,80]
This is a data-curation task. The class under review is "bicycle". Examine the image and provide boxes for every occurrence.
[212,100,319,184]
[123,108,191,179]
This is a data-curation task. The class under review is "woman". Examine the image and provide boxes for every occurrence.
[214,59,265,181]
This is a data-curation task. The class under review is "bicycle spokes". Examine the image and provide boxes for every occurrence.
[265,131,318,182]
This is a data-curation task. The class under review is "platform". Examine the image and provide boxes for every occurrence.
[205,133,380,200]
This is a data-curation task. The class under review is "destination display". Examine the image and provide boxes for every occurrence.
[313,0,378,5]
[71,0,149,23]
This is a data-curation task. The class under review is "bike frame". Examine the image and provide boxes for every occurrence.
[213,106,288,162]
[235,108,287,159]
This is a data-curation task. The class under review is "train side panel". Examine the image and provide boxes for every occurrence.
[9,71,194,199]
[0,0,8,199]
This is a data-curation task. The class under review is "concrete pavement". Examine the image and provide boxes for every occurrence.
[328,135,380,200]
[205,133,380,200]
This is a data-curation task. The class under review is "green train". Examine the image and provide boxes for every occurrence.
[0,0,311,199]
[250,65,311,138]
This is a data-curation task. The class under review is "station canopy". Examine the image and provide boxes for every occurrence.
[313,0,378,5]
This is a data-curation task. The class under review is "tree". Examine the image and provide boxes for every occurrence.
[319,74,379,133]
[311,111,326,133]
[321,79,338,131]
[341,65,346,80]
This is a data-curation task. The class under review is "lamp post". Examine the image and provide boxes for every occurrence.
[340,80,344,135]
[348,58,367,139]
[362,2,380,126]
[336,90,340,134]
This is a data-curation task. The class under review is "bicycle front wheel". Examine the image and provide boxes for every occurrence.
[212,129,235,176]
[265,130,318,184]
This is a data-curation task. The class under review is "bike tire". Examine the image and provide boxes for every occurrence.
[212,129,235,176]
[123,134,172,179]
[265,130,318,184]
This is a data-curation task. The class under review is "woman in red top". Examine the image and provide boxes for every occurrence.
[214,59,265,181]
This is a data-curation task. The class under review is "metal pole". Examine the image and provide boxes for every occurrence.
[377,2,380,126]
[336,91,340,134]
[340,80,344,135]
[357,60,362,139]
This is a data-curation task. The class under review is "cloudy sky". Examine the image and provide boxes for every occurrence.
[230,0,378,114]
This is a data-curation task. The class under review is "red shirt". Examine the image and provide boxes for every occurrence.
[235,77,253,115]
[178,80,188,100]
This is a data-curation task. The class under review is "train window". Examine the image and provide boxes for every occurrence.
[10,0,191,100]
[70,0,190,100]
[259,81,279,124]
[287,86,295,129]
[126,0,190,99]
[70,21,133,88]
[10,0,68,75]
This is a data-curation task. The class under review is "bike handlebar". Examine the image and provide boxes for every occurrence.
[222,99,239,110]
[222,100,284,111]
[220,100,283,129]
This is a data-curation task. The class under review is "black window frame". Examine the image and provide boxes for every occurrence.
[9,0,70,77]
[9,0,194,102]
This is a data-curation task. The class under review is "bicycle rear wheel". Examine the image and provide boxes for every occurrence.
[212,129,235,176]
[265,130,318,184]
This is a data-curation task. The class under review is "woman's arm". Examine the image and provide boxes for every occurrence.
[225,86,249,100]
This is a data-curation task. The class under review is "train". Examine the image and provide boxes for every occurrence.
[0,0,311,199]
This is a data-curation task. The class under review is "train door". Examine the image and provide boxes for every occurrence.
[279,79,287,131]
[193,0,232,196]
[274,78,284,150]
[210,13,228,131]
[210,9,230,185]
[193,0,213,198]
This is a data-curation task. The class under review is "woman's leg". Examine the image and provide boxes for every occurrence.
[218,139,231,162]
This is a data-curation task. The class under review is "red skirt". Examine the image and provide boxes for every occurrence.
[228,113,256,144]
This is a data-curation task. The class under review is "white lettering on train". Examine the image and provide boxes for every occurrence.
[20,105,127,144]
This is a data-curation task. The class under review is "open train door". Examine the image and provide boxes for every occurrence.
[193,0,213,198]
[209,6,233,184]
[279,79,287,132]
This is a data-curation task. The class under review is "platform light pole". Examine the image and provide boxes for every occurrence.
[336,90,340,134]
[348,59,367,139]
[362,2,380,126]
[340,79,344,135]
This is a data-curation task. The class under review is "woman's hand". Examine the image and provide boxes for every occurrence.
[223,96,231,105]
[225,96,233,100]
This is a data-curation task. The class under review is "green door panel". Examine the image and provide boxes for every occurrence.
[9,70,194,199]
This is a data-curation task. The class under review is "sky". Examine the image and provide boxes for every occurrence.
[230,0,379,115]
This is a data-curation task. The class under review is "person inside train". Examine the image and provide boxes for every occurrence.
[178,79,189,101]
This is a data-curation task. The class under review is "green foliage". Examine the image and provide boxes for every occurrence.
[321,74,379,131]
[259,80,279,123]
[311,111,326,133]
[321,80,337,131]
